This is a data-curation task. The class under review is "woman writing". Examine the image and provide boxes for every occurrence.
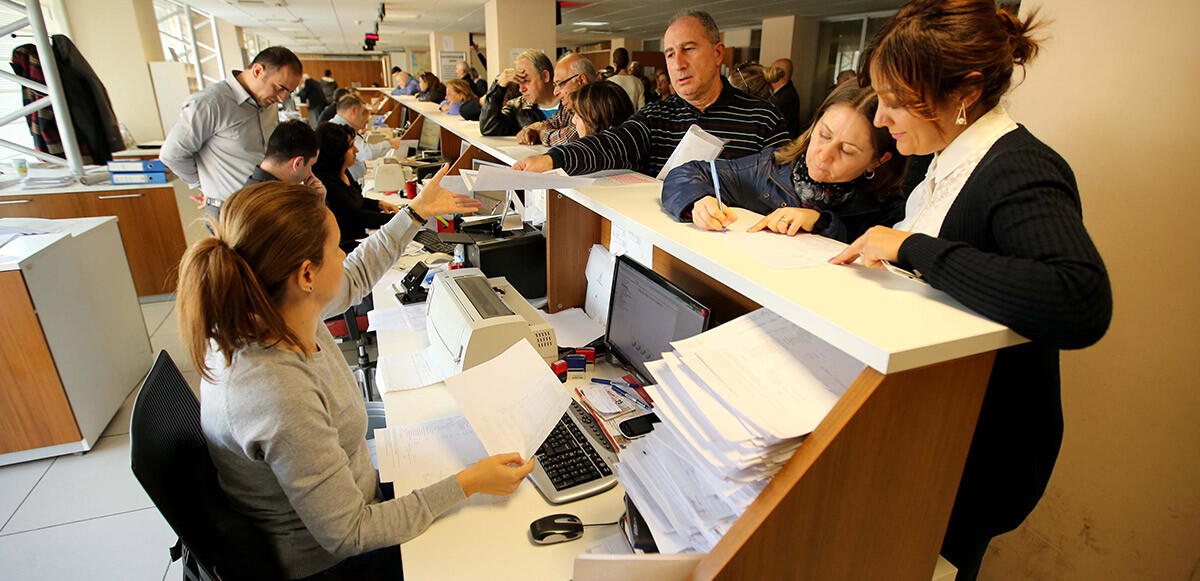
[829,0,1112,577]
[179,172,522,580]
[313,122,397,253]
[662,83,906,243]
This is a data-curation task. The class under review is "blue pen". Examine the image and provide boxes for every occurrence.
[709,160,725,233]
[610,385,653,412]
[590,378,612,385]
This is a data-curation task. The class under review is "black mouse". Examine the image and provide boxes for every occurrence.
[529,513,584,545]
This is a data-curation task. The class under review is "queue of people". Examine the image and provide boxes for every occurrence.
[158,1,1111,579]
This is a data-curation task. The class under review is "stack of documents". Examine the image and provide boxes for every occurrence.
[616,308,865,553]
[22,166,75,189]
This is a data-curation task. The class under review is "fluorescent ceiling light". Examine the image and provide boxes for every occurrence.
[573,21,608,26]
[383,13,420,19]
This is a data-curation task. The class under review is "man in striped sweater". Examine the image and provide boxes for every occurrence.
[512,10,789,177]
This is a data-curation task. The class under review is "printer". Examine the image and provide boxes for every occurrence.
[426,268,557,374]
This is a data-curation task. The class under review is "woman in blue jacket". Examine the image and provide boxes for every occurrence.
[662,83,907,242]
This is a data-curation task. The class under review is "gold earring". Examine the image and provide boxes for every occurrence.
[955,102,967,126]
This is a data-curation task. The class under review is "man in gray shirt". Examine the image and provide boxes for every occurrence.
[329,95,405,181]
[160,46,303,226]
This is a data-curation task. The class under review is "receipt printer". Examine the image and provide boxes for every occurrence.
[465,224,547,299]
[426,268,557,374]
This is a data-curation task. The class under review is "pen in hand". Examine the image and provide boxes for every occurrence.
[709,160,725,233]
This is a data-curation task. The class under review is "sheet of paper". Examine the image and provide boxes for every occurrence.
[583,532,635,556]
[472,164,597,191]
[376,346,447,394]
[584,244,616,326]
[580,169,660,187]
[444,340,571,460]
[543,307,605,347]
[376,266,409,291]
[499,144,549,159]
[394,139,418,159]
[0,233,19,248]
[655,124,725,180]
[718,224,848,269]
[581,385,623,415]
[609,223,654,267]
[375,414,488,483]
[367,303,427,331]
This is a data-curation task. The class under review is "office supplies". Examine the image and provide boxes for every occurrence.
[396,261,429,305]
[654,124,724,180]
[444,340,570,461]
[708,160,725,233]
[111,172,166,185]
[529,399,619,503]
[529,514,584,545]
[551,359,568,382]
[107,159,165,173]
[376,347,447,394]
[366,303,426,331]
[610,385,652,412]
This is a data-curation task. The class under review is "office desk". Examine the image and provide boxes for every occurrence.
[371,266,628,581]
[373,93,996,579]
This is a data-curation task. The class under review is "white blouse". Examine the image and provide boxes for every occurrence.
[893,105,1019,236]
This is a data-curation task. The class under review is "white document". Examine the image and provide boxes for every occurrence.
[573,553,705,581]
[375,414,488,484]
[609,223,654,268]
[718,224,848,269]
[499,144,549,160]
[581,385,623,415]
[376,266,409,291]
[543,307,605,347]
[376,346,448,394]
[367,303,427,331]
[584,244,616,326]
[443,36,455,51]
[580,169,661,187]
[655,125,725,180]
[444,340,571,460]
[472,165,597,191]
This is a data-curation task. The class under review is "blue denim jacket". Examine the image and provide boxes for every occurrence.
[661,147,905,242]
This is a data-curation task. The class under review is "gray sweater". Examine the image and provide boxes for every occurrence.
[201,214,466,579]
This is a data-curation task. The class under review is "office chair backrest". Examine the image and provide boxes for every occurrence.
[130,351,282,581]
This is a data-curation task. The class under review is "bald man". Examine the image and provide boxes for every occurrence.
[770,58,802,138]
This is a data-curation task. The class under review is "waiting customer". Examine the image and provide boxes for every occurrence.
[313,123,396,253]
[479,50,560,136]
[515,52,596,146]
[569,81,635,138]
[440,79,479,118]
[769,58,803,138]
[607,47,644,109]
[416,72,445,103]
[330,95,404,181]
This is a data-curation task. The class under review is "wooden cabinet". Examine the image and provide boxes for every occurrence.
[0,185,187,296]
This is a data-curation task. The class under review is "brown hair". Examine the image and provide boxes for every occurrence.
[177,182,330,379]
[444,78,477,101]
[570,81,635,135]
[774,83,907,197]
[730,62,777,101]
[860,0,1043,121]
[419,72,445,94]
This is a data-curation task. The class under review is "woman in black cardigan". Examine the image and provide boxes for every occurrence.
[830,1,1112,578]
[313,123,399,253]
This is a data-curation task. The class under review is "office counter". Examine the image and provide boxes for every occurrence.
[375,93,994,579]
[0,178,188,296]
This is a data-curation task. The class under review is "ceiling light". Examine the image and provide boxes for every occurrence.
[383,13,419,19]
[572,21,608,26]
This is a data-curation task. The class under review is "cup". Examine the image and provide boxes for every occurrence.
[404,179,417,199]
[12,158,26,177]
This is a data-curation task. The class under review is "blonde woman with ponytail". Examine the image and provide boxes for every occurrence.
[177,168,534,580]
[827,1,1112,577]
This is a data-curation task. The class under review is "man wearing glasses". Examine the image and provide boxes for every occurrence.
[160,46,303,226]
[516,53,597,146]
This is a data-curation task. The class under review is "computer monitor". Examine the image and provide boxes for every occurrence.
[417,120,441,152]
[605,254,710,383]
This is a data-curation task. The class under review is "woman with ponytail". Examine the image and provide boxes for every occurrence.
[828,1,1112,577]
[177,172,536,580]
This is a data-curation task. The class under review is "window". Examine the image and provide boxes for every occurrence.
[808,13,894,116]
[153,0,224,92]
[0,1,67,164]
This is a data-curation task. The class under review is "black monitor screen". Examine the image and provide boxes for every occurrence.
[418,120,441,151]
[605,255,710,383]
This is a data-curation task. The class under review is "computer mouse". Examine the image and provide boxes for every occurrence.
[529,513,584,545]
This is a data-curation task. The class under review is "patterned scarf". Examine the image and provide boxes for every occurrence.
[791,157,864,210]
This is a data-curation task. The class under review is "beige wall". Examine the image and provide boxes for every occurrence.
[216,19,244,72]
[760,14,819,121]
[483,0,556,82]
[62,0,163,141]
[982,0,1200,578]
[429,31,470,81]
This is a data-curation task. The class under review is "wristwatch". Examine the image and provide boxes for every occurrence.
[403,204,425,224]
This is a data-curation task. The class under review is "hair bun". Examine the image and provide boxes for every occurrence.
[997,7,1042,65]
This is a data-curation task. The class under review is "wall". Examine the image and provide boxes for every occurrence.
[298,58,386,89]
[215,19,244,72]
[429,31,470,81]
[980,0,1200,578]
[760,14,819,122]
[483,0,556,82]
[61,0,164,141]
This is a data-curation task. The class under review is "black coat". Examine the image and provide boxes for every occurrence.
[895,126,1112,551]
[317,169,390,252]
[769,81,803,139]
[297,78,328,112]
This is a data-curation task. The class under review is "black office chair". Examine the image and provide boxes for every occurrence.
[130,351,282,581]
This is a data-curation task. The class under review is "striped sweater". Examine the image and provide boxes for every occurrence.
[547,78,790,176]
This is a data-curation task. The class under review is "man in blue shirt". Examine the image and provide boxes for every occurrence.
[390,67,420,96]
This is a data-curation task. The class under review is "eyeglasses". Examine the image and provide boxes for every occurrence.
[553,74,581,90]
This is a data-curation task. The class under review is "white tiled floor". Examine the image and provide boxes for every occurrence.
[0,298,195,581]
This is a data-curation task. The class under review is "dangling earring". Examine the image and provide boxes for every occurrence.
[865,169,876,180]
[955,102,967,126]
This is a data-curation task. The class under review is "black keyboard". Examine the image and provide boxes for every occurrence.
[528,401,619,504]
[413,229,457,255]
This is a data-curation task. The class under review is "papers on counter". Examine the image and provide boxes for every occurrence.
[655,125,724,180]
[367,303,427,331]
[376,346,448,394]
[499,144,549,159]
[579,169,660,187]
[542,307,605,348]
[718,224,848,269]
[444,340,571,460]
[375,414,488,483]
[615,307,865,553]
[465,165,597,191]
[584,244,616,327]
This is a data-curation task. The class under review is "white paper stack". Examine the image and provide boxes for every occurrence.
[616,308,865,553]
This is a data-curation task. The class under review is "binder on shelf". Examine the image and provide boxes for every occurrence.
[107,159,166,173]
[111,172,167,185]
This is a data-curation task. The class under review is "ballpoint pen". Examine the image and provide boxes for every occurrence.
[610,384,653,412]
[709,159,725,233]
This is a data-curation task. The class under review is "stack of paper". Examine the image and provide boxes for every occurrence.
[22,166,75,189]
[616,308,865,553]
